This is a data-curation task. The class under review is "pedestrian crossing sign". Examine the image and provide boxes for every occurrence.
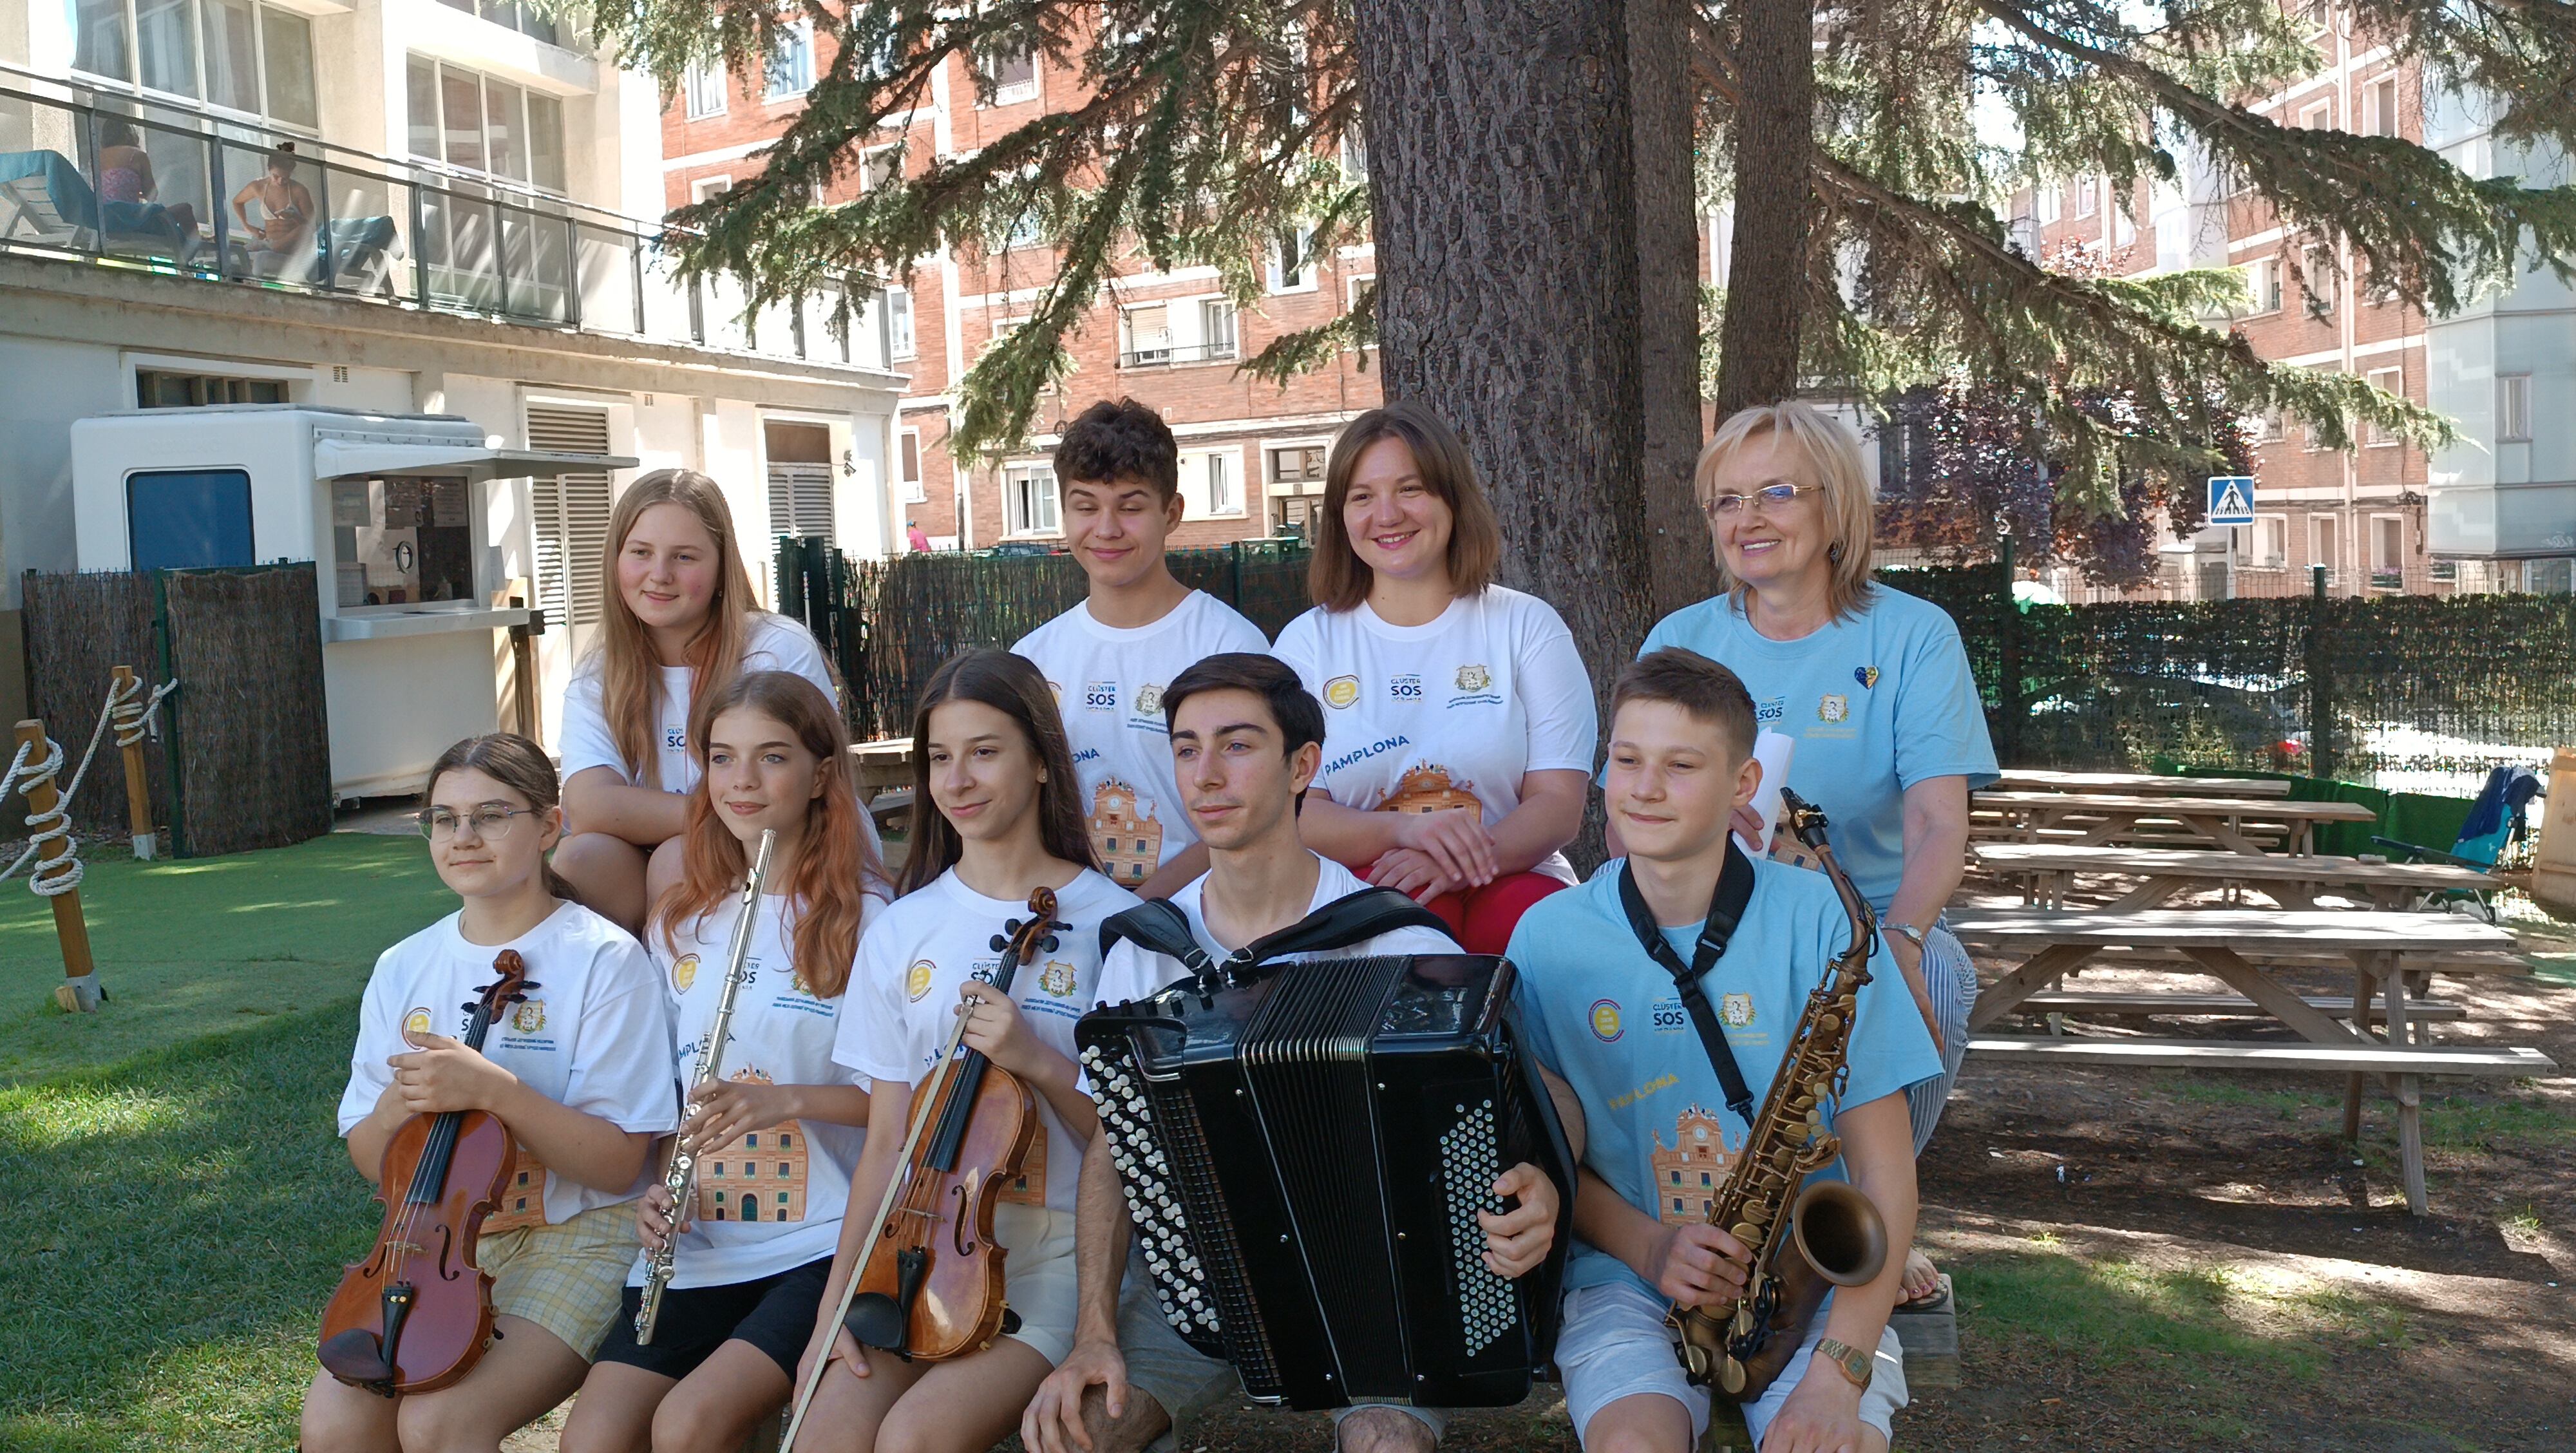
[2207,475,2256,526]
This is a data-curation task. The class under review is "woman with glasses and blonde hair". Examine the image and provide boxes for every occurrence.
[1635,399,1995,1308]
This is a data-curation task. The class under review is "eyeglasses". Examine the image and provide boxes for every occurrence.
[1703,483,1817,517]
[418,806,538,842]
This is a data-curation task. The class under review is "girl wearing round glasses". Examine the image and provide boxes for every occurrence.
[1634,399,1995,1308]
[305,735,676,1452]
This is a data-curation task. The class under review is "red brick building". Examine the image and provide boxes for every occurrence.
[661,35,1383,552]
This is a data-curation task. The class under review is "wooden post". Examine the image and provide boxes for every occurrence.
[17,720,100,1012]
[113,665,158,860]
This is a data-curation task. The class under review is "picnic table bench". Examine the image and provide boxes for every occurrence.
[1974,842,2500,911]
[849,739,915,834]
[1949,907,2553,1213]
[1989,770,2293,797]
[1972,791,2379,855]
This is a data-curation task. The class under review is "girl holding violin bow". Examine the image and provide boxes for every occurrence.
[559,672,889,1453]
[799,648,1146,1453]
[305,735,676,1453]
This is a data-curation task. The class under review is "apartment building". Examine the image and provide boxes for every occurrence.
[2012,7,2569,600]
[0,0,905,765]
[661,32,1383,551]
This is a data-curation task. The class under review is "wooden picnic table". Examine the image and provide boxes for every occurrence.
[1974,842,2500,912]
[1989,769,2293,797]
[1973,790,2378,856]
[1949,907,2552,1213]
[849,739,916,833]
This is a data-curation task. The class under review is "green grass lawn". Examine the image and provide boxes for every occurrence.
[1,835,450,1453]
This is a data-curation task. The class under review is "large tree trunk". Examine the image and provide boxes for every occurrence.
[1627,0,1722,620]
[1713,0,1814,415]
[1352,0,1658,869]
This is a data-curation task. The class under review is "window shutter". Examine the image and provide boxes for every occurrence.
[768,461,835,542]
[526,404,613,629]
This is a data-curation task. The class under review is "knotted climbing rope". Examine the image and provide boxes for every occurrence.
[0,672,179,893]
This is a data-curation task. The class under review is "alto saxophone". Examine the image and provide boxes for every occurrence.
[1668,790,1891,1400]
[636,828,778,1344]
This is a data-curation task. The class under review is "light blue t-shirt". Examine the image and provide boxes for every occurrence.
[1507,857,1941,1302]
[1638,583,1998,911]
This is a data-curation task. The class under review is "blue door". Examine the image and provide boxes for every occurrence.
[128,469,254,571]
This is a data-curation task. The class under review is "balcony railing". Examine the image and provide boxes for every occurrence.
[1118,339,1240,369]
[0,66,893,371]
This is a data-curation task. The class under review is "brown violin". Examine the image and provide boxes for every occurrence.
[317,950,534,1396]
[782,889,1066,1447]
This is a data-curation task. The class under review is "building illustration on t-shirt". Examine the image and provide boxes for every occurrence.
[482,1139,551,1234]
[696,1069,811,1223]
[1089,779,1164,886]
[1650,1105,1737,1226]
[1376,764,1479,815]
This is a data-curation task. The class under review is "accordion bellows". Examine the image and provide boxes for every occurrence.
[1077,953,1574,1410]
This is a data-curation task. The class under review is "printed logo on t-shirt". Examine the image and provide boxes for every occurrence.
[692,1070,814,1224]
[1088,779,1163,886]
[510,999,547,1036]
[1388,673,1425,701]
[1083,681,1119,712]
[664,725,688,752]
[1323,675,1361,709]
[1721,992,1756,1029]
[402,1005,434,1041]
[671,953,701,996]
[1755,696,1785,728]
[1134,683,1164,717]
[1651,1105,1735,1226]
[1325,734,1410,776]
[1589,998,1624,1041]
[1449,663,1501,708]
[1649,997,1689,1034]
[1039,960,1078,997]
[905,959,936,1002]
[1854,666,1880,689]
[1379,764,1477,815]
[1817,694,1850,724]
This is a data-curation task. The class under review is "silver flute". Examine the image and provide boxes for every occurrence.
[635,828,777,1345]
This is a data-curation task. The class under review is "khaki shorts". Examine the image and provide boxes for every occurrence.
[478,1202,639,1360]
[996,1202,1081,1365]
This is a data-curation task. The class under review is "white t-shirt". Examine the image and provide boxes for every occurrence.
[1095,853,1461,1004]
[1272,587,1598,880]
[337,900,676,1228]
[833,868,1140,1217]
[560,613,837,795]
[1012,592,1271,888]
[642,886,887,1288]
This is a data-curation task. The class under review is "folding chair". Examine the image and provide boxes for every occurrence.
[2372,764,2543,921]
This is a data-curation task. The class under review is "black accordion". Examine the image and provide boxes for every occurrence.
[1075,938,1574,1411]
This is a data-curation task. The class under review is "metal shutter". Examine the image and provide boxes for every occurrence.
[768,461,835,543]
[526,404,614,628]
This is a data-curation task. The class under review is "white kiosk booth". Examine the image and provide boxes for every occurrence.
[70,405,634,799]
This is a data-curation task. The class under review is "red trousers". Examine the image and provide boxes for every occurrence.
[1416,871,1570,955]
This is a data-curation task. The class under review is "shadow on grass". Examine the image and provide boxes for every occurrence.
[0,1005,379,1453]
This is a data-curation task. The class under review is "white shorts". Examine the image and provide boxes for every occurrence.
[997,1202,1081,1365]
[1555,1280,1908,1449]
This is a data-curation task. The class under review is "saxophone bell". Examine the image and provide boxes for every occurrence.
[1786,1179,1887,1289]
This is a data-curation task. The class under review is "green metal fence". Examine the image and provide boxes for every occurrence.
[776,538,1314,741]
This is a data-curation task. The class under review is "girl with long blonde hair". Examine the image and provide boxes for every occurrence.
[553,469,863,932]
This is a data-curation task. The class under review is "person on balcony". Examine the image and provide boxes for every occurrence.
[231,143,314,269]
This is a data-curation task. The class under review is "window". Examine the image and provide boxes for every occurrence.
[409,57,569,193]
[2499,374,2532,442]
[1180,448,1243,518]
[2362,75,2400,137]
[332,474,475,609]
[1003,461,1059,536]
[886,285,916,359]
[73,0,319,128]
[691,174,733,205]
[898,428,925,502]
[766,21,815,100]
[527,403,614,629]
[1344,272,1374,319]
[1340,124,1368,183]
[1266,225,1317,294]
[2074,176,2098,218]
[2371,514,2405,586]
[859,146,902,192]
[2258,408,2287,443]
[2365,366,2403,444]
[2297,0,2331,33]
[1121,302,1172,365]
[685,61,727,119]
[2301,99,2333,131]
[137,368,289,406]
[1201,299,1239,360]
[744,1134,757,1148]
[985,316,1025,359]
[2034,183,2061,225]
[435,0,560,44]
[1267,444,1327,487]
[978,43,1038,104]
[2253,516,2288,567]
[2301,244,2336,315]
[768,459,834,542]
[2310,514,2340,582]
[128,469,254,571]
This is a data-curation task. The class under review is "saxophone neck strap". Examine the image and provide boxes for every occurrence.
[1616,840,1757,1123]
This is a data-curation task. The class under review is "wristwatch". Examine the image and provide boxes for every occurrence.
[1888,921,1928,949]
[1814,1336,1873,1391]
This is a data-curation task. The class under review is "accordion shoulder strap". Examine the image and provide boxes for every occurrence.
[1098,888,1454,987]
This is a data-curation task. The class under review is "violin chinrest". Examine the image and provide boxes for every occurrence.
[319,1328,395,1387]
